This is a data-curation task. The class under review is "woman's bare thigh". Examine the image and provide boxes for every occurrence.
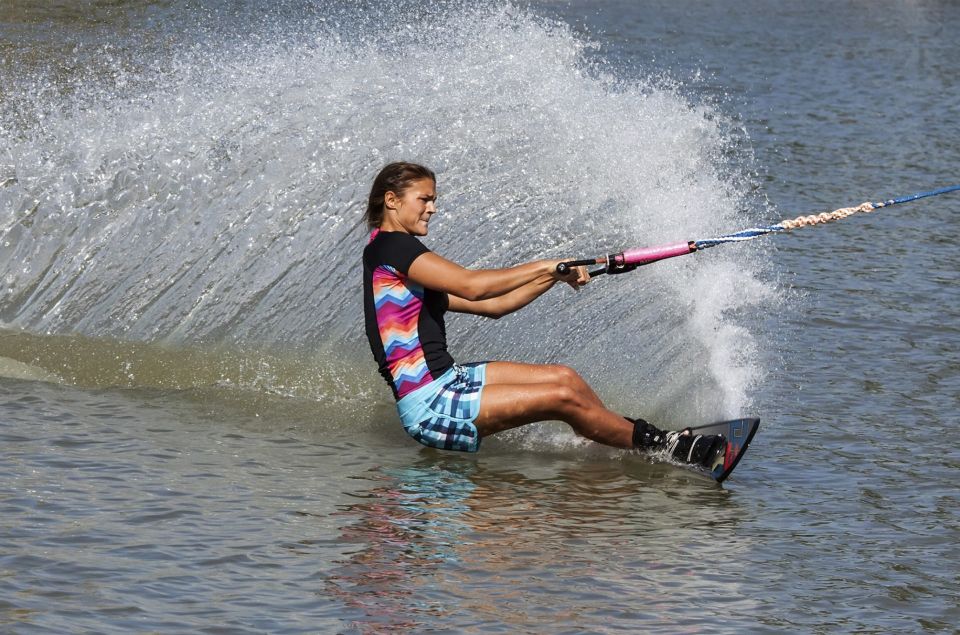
[484,360,603,407]
[484,360,563,386]
[473,381,568,436]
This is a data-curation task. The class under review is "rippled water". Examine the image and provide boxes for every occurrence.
[2,1,959,633]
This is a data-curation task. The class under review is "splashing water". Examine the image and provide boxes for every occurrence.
[0,2,776,426]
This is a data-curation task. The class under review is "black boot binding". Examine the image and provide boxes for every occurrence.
[665,431,726,469]
[628,417,670,449]
[628,417,726,470]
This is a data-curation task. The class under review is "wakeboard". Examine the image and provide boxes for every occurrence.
[671,417,760,484]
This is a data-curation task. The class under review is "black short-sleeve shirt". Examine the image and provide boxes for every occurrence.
[362,230,455,400]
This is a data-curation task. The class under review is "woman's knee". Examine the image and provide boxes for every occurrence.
[550,383,591,414]
[547,364,585,386]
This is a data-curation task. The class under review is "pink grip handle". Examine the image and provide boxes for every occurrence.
[618,241,696,267]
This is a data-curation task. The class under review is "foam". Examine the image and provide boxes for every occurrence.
[1,3,775,419]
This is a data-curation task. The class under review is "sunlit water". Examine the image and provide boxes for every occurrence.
[2,1,958,632]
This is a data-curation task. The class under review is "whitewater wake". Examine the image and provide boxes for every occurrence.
[1,2,777,426]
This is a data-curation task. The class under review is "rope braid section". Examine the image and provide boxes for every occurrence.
[778,201,877,230]
[694,184,960,251]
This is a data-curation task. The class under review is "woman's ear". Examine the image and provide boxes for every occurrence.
[384,190,399,212]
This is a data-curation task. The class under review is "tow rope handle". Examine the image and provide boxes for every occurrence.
[557,241,697,277]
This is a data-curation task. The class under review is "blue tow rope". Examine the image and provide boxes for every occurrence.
[694,184,960,250]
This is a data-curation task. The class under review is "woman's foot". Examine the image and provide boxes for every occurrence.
[628,417,671,449]
[663,430,726,469]
[628,417,726,469]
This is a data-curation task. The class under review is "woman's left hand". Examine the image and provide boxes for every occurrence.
[560,265,590,290]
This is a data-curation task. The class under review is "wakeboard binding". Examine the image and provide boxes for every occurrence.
[629,417,726,471]
[627,416,760,483]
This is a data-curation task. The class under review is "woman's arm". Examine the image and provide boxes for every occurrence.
[447,273,560,319]
[407,251,560,302]
[405,248,591,319]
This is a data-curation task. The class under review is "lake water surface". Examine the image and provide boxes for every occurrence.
[2,1,958,632]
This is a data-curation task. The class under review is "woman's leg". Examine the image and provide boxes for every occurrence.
[473,361,635,448]
[485,361,607,406]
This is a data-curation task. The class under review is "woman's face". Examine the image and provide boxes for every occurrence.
[384,178,437,236]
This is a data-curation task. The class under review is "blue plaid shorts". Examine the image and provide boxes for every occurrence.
[395,362,487,453]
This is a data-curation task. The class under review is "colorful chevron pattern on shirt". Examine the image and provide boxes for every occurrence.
[372,264,432,397]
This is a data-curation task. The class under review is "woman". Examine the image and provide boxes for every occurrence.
[362,161,722,466]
